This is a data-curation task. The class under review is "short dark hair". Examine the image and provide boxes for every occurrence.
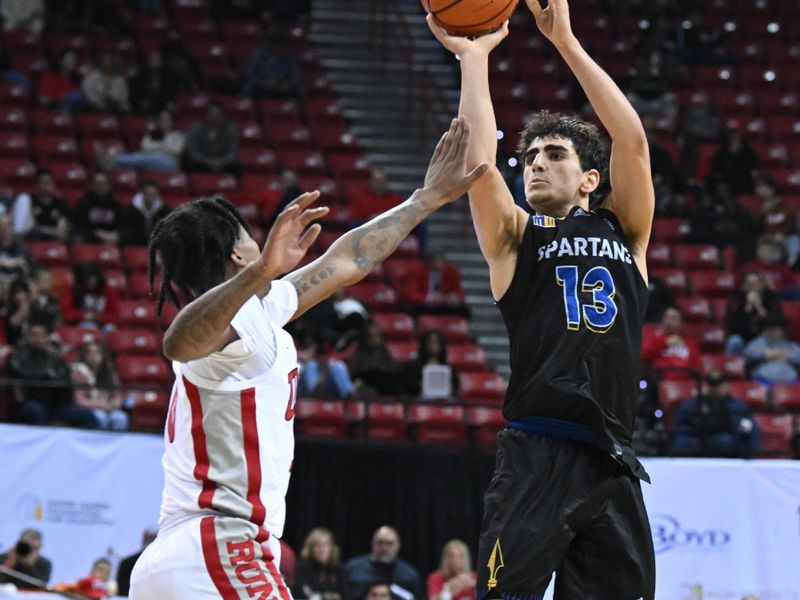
[148,196,249,314]
[517,110,609,207]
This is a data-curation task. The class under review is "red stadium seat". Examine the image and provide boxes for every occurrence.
[771,383,800,411]
[266,123,312,149]
[699,354,746,380]
[31,134,79,162]
[143,171,189,195]
[27,241,69,267]
[689,271,737,298]
[458,372,506,406]
[116,355,171,385]
[75,114,120,139]
[447,344,488,373]
[313,124,360,153]
[682,324,726,353]
[122,246,150,272]
[47,161,86,193]
[671,244,721,270]
[107,328,160,355]
[649,269,688,296]
[56,325,102,348]
[366,401,406,441]
[728,381,769,411]
[347,283,397,311]
[372,312,415,342]
[29,109,73,134]
[275,149,326,175]
[0,132,28,156]
[408,404,467,445]
[213,95,255,121]
[238,121,265,148]
[104,270,128,295]
[0,159,36,187]
[0,107,27,132]
[754,414,795,457]
[70,244,122,268]
[466,406,506,447]
[189,173,238,196]
[118,299,159,327]
[326,152,371,179]
[129,391,170,431]
[258,99,301,122]
[0,81,30,107]
[382,258,424,285]
[650,218,690,243]
[130,272,157,299]
[417,315,470,343]
[386,342,418,363]
[391,235,421,259]
[657,379,699,410]
[676,297,714,324]
[239,148,278,173]
[645,242,671,268]
[295,399,348,438]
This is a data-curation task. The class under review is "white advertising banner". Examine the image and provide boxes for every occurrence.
[0,424,164,585]
[1,424,799,597]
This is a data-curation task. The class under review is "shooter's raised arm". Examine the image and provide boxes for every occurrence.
[527,0,654,275]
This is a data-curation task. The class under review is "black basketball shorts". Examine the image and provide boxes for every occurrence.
[476,428,655,600]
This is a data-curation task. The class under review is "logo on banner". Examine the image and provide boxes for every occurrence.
[16,493,114,527]
[651,514,731,554]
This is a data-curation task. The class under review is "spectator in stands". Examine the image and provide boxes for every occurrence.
[737,237,797,299]
[641,306,702,380]
[37,51,84,112]
[349,322,404,397]
[671,370,759,458]
[4,277,32,345]
[116,528,157,597]
[97,109,185,173]
[343,526,421,600]
[81,51,131,113]
[676,10,731,65]
[752,177,800,267]
[400,330,459,400]
[130,50,171,115]
[242,29,304,100]
[183,102,240,175]
[349,170,404,223]
[744,315,800,384]
[28,268,61,329]
[160,30,201,94]
[399,252,466,316]
[427,540,476,600]
[7,320,97,427]
[0,528,52,589]
[293,527,345,600]
[687,177,757,261]
[73,557,118,598]
[710,130,758,196]
[122,180,170,246]
[298,333,355,399]
[71,341,128,431]
[12,169,70,240]
[62,263,120,326]
[363,582,392,600]
[0,0,44,33]
[72,172,124,244]
[0,212,34,293]
[725,271,784,355]
[679,92,720,144]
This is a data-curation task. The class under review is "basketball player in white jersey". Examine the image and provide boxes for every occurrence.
[129,117,487,599]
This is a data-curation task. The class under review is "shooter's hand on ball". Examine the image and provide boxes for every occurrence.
[426,13,509,58]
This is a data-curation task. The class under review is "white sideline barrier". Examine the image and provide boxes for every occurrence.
[1,424,799,598]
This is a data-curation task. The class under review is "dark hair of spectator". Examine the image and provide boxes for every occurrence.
[79,341,116,388]
[73,263,106,307]
[148,196,249,314]
[517,110,609,207]
[36,168,53,180]
[417,329,447,365]
[140,179,160,191]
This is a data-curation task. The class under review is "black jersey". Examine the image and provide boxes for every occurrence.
[497,206,649,479]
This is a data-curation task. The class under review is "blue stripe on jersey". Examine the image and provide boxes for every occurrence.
[500,592,544,600]
[507,415,595,444]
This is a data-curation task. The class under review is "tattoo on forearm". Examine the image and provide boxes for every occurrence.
[350,202,422,273]
[294,265,336,298]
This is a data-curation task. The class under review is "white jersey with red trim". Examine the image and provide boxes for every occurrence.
[159,280,299,541]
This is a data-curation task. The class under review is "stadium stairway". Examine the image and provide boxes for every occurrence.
[310,0,512,376]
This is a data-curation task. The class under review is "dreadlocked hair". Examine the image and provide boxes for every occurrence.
[517,110,609,208]
[148,196,249,315]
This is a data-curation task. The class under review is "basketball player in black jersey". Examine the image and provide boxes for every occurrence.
[428,1,655,598]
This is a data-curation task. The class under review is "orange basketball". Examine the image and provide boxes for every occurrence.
[422,0,519,36]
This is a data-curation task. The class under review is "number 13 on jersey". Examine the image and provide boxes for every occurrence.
[555,265,618,333]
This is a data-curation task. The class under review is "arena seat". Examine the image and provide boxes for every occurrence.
[657,379,699,410]
[650,218,690,243]
[188,173,238,196]
[295,399,348,438]
[650,268,688,296]
[27,241,69,267]
[447,344,488,373]
[458,372,506,406]
[366,401,406,441]
[117,299,159,327]
[70,243,122,268]
[417,315,470,343]
[29,108,73,134]
[466,406,506,447]
[372,312,415,342]
[688,271,737,298]
[408,404,467,445]
[699,354,746,381]
[75,114,120,140]
[116,355,171,386]
[347,283,397,311]
[122,246,150,272]
[129,391,170,431]
[771,383,800,411]
[676,297,714,324]
[107,328,160,355]
[728,381,770,411]
[645,242,671,268]
[0,106,27,132]
[682,324,726,353]
[56,325,102,348]
[0,131,28,156]
[754,414,795,458]
[386,341,418,363]
[672,244,721,270]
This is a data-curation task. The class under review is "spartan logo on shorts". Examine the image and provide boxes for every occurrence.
[486,538,505,590]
